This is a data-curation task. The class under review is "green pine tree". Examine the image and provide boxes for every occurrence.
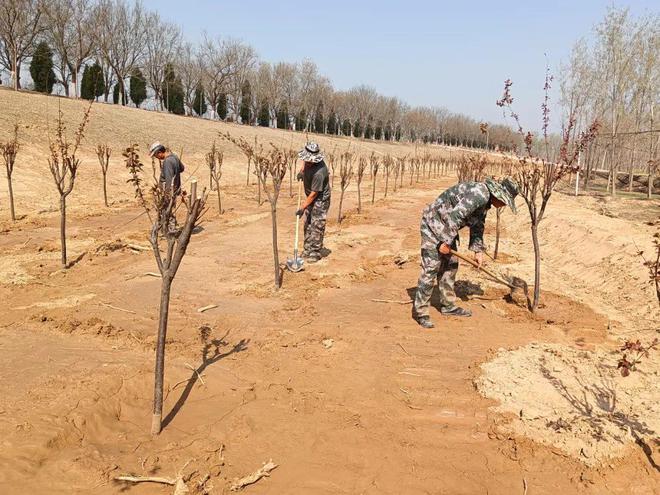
[163,63,184,115]
[295,110,306,131]
[129,68,147,108]
[375,122,383,140]
[216,93,228,120]
[80,61,105,101]
[192,83,207,116]
[341,119,351,136]
[30,41,56,94]
[327,111,338,135]
[257,100,269,127]
[277,105,288,129]
[353,121,362,138]
[113,82,120,104]
[314,101,324,132]
[239,80,252,124]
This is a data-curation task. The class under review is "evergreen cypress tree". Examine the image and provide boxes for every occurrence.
[384,124,392,141]
[239,80,252,124]
[192,83,207,116]
[295,110,306,131]
[30,41,56,94]
[257,100,269,127]
[80,62,105,101]
[341,119,351,136]
[375,121,383,140]
[327,111,338,135]
[216,93,228,120]
[314,101,324,132]
[129,68,147,108]
[365,122,374,139]
[277,105,288,129]
[163,63,184,115]
[353,121,362,138]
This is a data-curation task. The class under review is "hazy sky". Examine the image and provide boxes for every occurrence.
[142,0,657,130]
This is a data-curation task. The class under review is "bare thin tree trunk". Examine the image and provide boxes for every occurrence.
[494,208,501,260]
[7,173,16,221]
[215,178,223,214]
[270,205,281,288]
[102,173,109,207]
[357,181,362,214]
[384,172,389,198]
[338,189,345,223]
[59,196,67,267]
[371,175,377,204]
[151,275,172,435]
[531,223,541,312]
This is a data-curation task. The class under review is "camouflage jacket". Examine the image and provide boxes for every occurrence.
[421,181,491,252]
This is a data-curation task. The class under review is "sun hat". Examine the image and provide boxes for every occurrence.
[298,142,325,163]
[149,141,166,157]
[485,176,518,213]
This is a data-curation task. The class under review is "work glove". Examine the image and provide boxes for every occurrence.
[296,171,304,181]
[295,209,305,217]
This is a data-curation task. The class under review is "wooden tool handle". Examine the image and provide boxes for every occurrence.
[450,250,515,289]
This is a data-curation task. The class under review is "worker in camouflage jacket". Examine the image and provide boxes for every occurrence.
[413,177,519,329]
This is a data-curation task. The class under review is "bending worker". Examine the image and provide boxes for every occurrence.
[413,176,518,329]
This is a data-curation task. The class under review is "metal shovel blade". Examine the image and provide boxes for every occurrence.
[286,253,304,273]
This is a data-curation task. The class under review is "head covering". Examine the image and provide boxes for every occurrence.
[485,176,519,213]
[298,142,324,163]
[149,141,166,157]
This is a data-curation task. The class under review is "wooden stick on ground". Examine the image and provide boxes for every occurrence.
[230,460,278,491]
[197,304,218,313]
[101,302,137,314]
[371,298,413,305]
[115,475,176,485]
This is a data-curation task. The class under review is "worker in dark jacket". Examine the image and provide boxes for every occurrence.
[149,141,184,195]
[296,142,331,263]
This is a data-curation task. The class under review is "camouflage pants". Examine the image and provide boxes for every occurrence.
[303,197,330,257]
[413,218,459,318]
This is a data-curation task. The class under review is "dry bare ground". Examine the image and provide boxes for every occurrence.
[0,88,659,494]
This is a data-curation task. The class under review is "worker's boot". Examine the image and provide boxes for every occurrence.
[415,316,435,329]
[441,306,472,317]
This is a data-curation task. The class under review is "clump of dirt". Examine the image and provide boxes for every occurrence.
[31,314,125,339]
[95,239,129,254]
[476,342,660,466]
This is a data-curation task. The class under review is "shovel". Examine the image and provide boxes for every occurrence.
[451,249,531,309]
[286,181,305,273]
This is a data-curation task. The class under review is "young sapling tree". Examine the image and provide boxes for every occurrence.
[337,151,354,223]
[95,144,111,207]
[48,102,92,268]
[254,145,288,289]
[383,154,393,198]
[356,155,367,214]
[1,124,19,221]
[124,144,207,435]
[370,152,379,204]
[497,76,599,311]
[205,141,224,214]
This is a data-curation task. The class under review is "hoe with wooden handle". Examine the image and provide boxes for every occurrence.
[286,181,305,272]
[450,249,531,309]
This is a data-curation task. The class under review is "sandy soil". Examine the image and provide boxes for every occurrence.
[0,89,659,494]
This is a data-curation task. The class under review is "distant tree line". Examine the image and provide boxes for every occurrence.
[0,0,520,149]
[560,7,659,195]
